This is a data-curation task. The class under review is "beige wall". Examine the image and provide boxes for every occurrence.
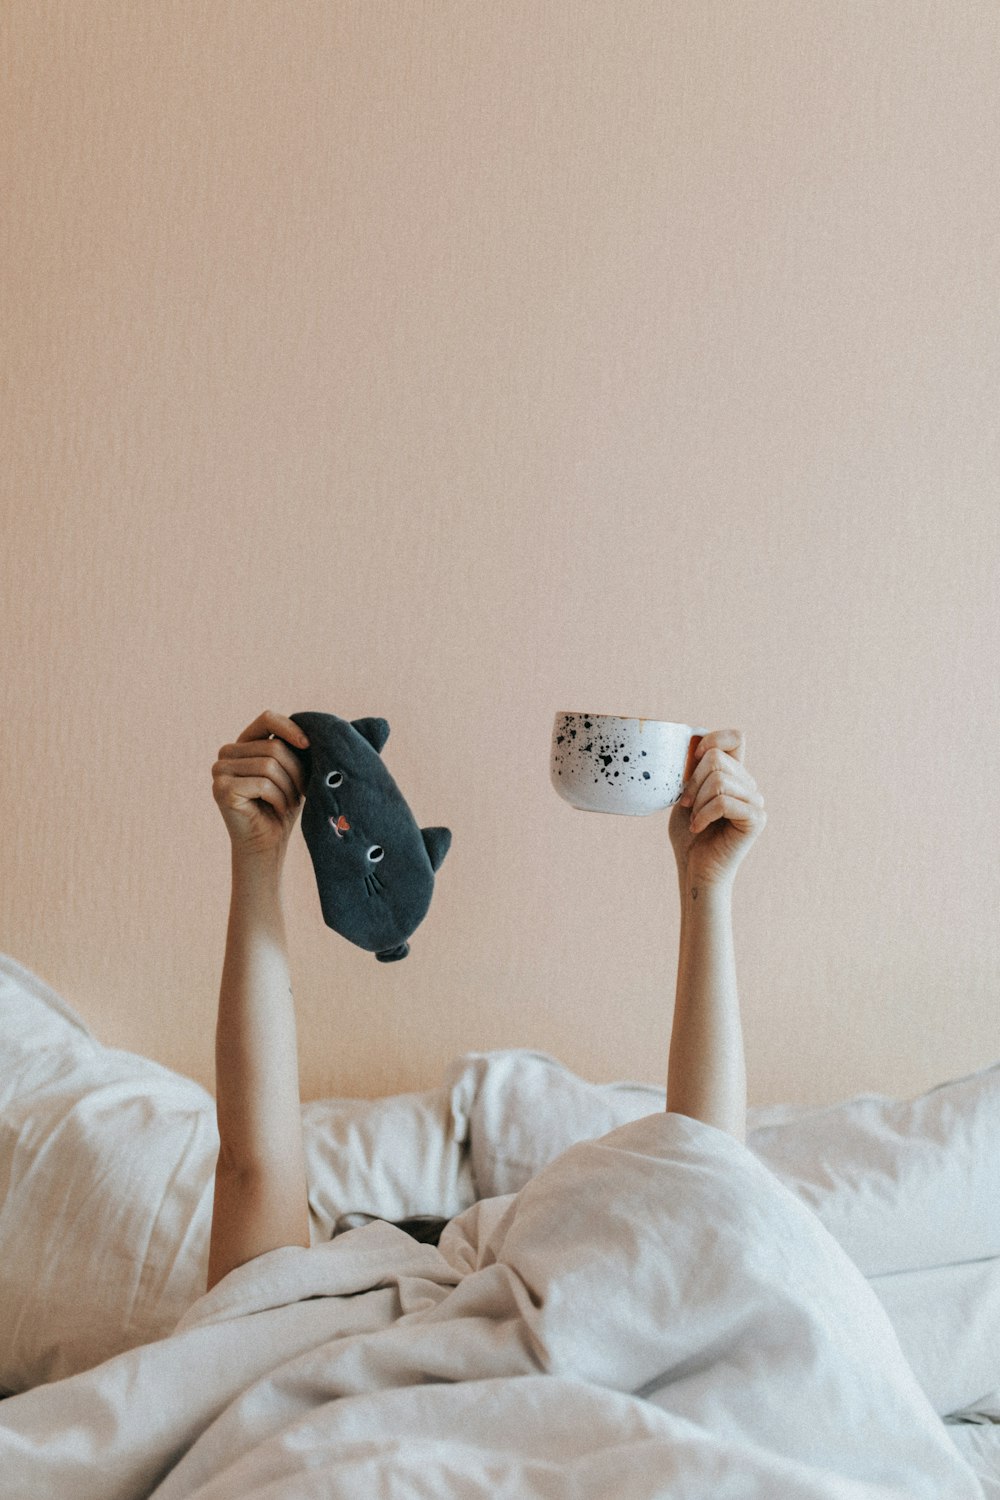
[3,1,998,1108]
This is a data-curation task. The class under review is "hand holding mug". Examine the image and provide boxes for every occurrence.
[669,729,767,889]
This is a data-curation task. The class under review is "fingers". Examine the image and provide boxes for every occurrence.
[690,791,766,836]
[214,773,292,819]
[694,728,745,765]
[680,733,763,831]
[681,742,758,803]
[214,712,312,815]
[218,737,307,795]
[236,710,309,750]
[212,754,301,810]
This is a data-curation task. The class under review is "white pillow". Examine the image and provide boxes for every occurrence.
[445,1048,1000,1276]
[303,1086,475,1243]
[869,1255,1000,1418]
[443,1049,661,1196]
[443,1049,813,1198]
[748,1063,1000,1275]
[0,953,473,1393]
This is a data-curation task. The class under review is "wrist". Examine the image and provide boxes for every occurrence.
[678,872,734,908]
[231,844,286,896]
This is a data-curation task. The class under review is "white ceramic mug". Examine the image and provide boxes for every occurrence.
[550,711,708,816]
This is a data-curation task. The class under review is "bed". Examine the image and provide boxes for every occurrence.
[0,948,997,1497]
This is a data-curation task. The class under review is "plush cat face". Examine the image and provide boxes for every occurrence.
[289,712,451,962]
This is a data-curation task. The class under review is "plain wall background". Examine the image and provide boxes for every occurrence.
[2,0,997,1107]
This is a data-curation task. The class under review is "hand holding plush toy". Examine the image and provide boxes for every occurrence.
[212,710,311,859]
[289,711,451,962]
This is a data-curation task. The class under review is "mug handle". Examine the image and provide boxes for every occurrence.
[682,726,709,788]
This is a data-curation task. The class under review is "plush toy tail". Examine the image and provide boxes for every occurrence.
[375,942,410,962]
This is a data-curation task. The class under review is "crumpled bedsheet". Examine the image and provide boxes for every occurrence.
[0,1112,984,1498]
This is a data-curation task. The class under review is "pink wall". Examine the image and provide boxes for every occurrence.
[3,1,998,1105]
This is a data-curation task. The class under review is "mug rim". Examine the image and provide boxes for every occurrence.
[554,710,690,727]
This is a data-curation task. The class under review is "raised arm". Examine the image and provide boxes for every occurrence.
[206,710,313,1293]
[665,728,767,1144]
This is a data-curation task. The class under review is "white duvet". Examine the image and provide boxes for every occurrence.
[0,1112,984,1498]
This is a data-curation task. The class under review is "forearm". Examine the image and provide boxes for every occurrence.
[208,849,309,1288]
[666,876,747,1143]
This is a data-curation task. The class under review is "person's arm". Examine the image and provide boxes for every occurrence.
[206,710,312,1294]
[666,879,746,1142]
[665,728,766,1143]
[207,849,311,1292]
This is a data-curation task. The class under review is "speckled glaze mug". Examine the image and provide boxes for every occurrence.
[550,712,708,816]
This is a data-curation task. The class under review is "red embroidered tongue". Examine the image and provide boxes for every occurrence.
[328,814,351,834]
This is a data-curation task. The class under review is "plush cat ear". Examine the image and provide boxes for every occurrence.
[421,826,452,872]
[375,941,410,962]
[350,717,390,754]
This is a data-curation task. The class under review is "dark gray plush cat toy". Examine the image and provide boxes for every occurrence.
[289,712,451,962]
